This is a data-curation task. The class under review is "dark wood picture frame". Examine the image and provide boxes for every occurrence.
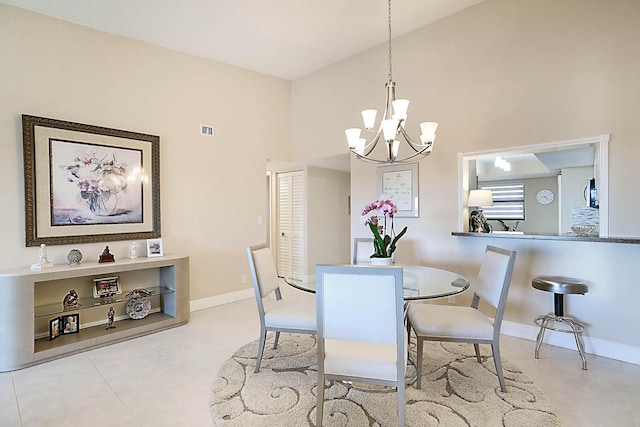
[22,115,161,246]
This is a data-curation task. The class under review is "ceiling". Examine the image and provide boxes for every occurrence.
[0,0,484,80]
[477,147,596,182]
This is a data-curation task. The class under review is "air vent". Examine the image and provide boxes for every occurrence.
[200,125,214,136]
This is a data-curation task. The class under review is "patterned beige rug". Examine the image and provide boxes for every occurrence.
[211,333,559,426]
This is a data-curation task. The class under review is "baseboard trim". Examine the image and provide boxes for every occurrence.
[501,320,640,366]
[190,288,253,312]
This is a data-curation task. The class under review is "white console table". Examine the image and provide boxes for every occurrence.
[0,255,189,371]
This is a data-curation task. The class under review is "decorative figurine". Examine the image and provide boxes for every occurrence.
[67,249,83,265]
[99,246,115,263]
[125,288,153,320]
[129,241,138,259]
[63,289,80,310]
[106,307,116,330]
[31,243,54,270]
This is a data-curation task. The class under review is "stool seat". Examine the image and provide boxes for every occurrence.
[532,276,588,295]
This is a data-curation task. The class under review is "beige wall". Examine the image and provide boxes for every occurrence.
[0,4,291,301]
[306,166,351,274]
[292,0,640,352]
[483,177,559,234]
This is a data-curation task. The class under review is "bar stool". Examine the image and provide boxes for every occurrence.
[532,275,588,370]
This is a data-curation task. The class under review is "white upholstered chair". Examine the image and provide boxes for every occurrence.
[315,265,407,426]
[246,244,316,373]
[407,245,517,392]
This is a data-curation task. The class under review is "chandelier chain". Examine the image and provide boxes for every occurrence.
[387,0,393,83]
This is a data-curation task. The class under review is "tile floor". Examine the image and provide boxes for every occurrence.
[1,298,639,427]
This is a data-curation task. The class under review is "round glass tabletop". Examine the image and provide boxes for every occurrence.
[282,264,469,300]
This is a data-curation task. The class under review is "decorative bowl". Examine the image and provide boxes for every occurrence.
[571,225,599,236]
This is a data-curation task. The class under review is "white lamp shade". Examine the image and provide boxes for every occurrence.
[361,109,377,129]
[355,138,366,155]
[392,99,409,119]
[468,189,494,207]
[381,119,398,141]
[419,122,438,139]
[420,133,436,145]
[345,128,362,148]
[391,140,400,158]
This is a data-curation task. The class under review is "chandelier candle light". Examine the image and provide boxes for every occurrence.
[345,0,438,164]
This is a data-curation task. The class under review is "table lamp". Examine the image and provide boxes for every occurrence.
[468,189,494,232]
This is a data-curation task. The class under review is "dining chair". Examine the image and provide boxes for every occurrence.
[352,237,395,264]
[315,265,407,426]
[406,245,517,392]
[246,244,316,373]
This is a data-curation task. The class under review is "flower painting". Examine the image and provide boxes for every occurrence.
[51,140,144,225]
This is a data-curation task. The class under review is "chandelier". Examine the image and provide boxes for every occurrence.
[345,0,438,164]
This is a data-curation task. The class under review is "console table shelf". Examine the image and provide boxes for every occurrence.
[0,255,189,372]
[34,285,174,318]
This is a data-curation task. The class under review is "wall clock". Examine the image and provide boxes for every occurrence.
[536,189,555,205]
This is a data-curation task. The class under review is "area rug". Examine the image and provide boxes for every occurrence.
[210,333,559,426]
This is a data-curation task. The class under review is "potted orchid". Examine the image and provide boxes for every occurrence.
[361,199,407,263]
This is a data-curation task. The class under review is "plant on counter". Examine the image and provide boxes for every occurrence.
[361,199,407,258]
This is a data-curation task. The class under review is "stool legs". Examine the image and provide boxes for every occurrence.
[534,314,587,370]
[534,316,550,359]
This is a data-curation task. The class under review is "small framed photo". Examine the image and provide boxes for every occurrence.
[92,276,122,298]
[49,317,61,341]
[146,238,163,257]
[61,313,79,335]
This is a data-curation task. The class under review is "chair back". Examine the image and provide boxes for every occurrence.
[353,238,396,264]
[247,244,281,301]
[316,265,404,345]
[353,238,374,264]
[473,245,517,317]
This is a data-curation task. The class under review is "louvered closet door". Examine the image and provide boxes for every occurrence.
[276,170,304,280]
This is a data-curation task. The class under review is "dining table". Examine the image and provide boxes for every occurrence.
[281,264,470,389]
[282,264,470,301]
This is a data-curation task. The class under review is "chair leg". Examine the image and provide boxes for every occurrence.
[491,342,507,392]
[316,374,325,426]
[473,343,482,363]
[273,331,280,349]
[397,383,405,427]
[415,337,424,389]
[255,327,267,373]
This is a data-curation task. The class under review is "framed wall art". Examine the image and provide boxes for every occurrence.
[377,162,419,218]
[22,115,161,246]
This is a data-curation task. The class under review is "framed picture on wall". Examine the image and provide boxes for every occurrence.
[377,162,419,218]
[22,115,161,246]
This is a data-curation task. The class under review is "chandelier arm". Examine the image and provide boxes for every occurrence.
[353,145,432,164]
[398,127,429,152]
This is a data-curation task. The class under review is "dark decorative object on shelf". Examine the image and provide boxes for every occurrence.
[106,307,116,330]
[62,289,80,310]
[99,246,115,263]
[67,249,83,265]
[497,220,520,232]
[469,210,491,233]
